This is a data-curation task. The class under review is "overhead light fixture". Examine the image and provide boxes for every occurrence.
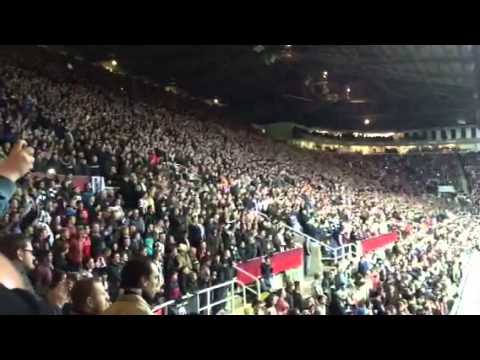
[213,98,219,104]
[350,99,368,104]
[111,60,118,67]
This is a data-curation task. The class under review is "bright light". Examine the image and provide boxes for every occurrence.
[285,45,292,48]
[364,119,371,126]
[213,98,219,104]
[111,60,118,67]
[47,168,56,176]
[346,87,351,93]
[323,71,328,79]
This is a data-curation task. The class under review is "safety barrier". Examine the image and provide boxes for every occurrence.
[254,210,359,263]
[234,265,261,299]
[153,277,254,315]
[152,300,176,315]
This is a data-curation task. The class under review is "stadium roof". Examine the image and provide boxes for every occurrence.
[60,45,480,130]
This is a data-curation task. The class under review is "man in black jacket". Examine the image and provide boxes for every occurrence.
[89,155,102,177]
[0,247,57,315]
[107,252,123,302]
[0,233,37,295]
[188,217,203,249]
[260,256,273,292]
[245,236,257,260]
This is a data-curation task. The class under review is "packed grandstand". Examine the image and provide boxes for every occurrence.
[0,46,479,315]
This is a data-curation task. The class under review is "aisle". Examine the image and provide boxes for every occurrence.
[455,251,480,315]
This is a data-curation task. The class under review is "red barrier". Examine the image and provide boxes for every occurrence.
[361,232,398,254]
[271,248,304,274]
[236,248,304,285]
[236,258,262,284]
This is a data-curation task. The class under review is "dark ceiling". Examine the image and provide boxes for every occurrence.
[60,45,480,130]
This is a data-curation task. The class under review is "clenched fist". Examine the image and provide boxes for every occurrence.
[0,140,35,183]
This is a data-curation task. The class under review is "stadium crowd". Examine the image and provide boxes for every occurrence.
[0,47,478,315]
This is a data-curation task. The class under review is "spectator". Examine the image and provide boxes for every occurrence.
[260,256,273,292]
[70,277,111,315]
[275,288,290,315]
[104,258,160,315]
[107,252,123,301]
[0,233,36,294]
[265,293,279,315]
[31,250,53,296]
[0,48,476,317]
[311,273,323,298]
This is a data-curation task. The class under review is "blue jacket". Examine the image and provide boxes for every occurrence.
[0,176,16,218]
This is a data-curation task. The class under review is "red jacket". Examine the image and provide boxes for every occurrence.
[67,237,83,265]
[149,154,161,167]
[81,235,92,260]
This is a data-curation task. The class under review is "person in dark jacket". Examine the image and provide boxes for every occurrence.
[106,252,123,302]
[188,217,203,250]
[245,237,257,260]
[90,223,106,259]
[185,271,199,295]
[285,282,295,309]
[31,250,54,296]
[0,233,37,295]
[260,256,273,292]
[237,241,248,262]
[292,281,304,311]
[211,270,228,314]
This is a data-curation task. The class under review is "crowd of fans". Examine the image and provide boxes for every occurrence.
[0,47,478,315]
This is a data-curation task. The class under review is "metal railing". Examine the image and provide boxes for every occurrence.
[195,280,237,315]
[233,265,261,300]
[153,278,250,315]
[254,210,359,263]
[152,300,176,315]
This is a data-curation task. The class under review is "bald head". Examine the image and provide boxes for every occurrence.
[0,253,25,290]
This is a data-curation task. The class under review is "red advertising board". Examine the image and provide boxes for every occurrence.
[361,232,398,254]
[236,248,304,285]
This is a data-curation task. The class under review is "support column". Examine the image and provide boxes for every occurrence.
[466,127,472,139]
